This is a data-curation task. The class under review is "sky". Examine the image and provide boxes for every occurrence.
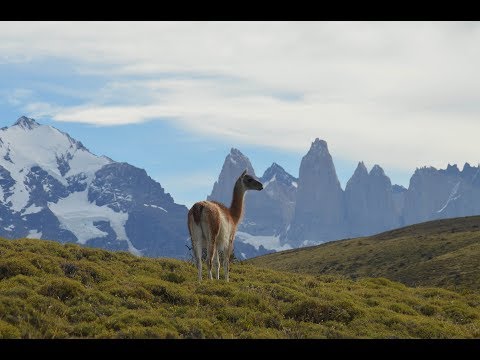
[1,21,479,208]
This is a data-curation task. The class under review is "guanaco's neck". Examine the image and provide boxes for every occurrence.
[229,180,246,225]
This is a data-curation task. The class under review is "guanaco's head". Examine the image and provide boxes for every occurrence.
[239,169,263,191]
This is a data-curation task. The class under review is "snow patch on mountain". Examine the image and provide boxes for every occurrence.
[47,190,141,255]
[26,229,42,239]
[6,182,30,213]
[236,231,292,252]
[263,174,276,188]
[437,181,461,213]
[144,204,168,212]
[22,204,43,215]
[0,117,110,212]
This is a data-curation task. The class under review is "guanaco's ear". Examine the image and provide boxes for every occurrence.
[241,169,247,177]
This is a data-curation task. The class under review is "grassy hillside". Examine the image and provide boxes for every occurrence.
[248,216,480,291]
[0,237,480,338]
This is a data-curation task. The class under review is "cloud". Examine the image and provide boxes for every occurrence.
[2,22,480,172]
[6,88,33,106]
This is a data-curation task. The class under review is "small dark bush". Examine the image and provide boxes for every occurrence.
[40,278,86,302]
[161,272,186,284]
[286,299,362,324]
[0,259,38,280]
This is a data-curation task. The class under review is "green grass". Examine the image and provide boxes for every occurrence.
[248,216,480,292]
[1,237,480,338]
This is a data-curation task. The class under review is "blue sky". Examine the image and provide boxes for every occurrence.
[1,22,480,207]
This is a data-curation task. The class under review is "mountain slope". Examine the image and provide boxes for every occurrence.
[403,164,480,225]
[0,116,188,258]
[1,237,479,338]
[345,163,399,237]
[248,216,480,291]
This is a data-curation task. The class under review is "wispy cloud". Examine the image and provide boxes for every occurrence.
[6,88,33,106]
[2,21,480,172]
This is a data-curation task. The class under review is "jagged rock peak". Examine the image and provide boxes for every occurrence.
[227,148,250,165]
[392,184,407,193]
[413,166,439,178]
[309,138,329,153]
[463,162,472,172]
[262,162,297,185]
[230,147,246,158]
[13,116,40,130]
[443,163,460,175]
[346,162,369,189]
[263,162,286,176]
[369,164,385,177]
[354,161,368,175]
[208,147,255,204]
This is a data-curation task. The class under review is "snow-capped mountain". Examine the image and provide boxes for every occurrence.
[0,116,189,258]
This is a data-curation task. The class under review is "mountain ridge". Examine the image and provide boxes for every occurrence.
[208,140,480,257]
[2,115,480,261]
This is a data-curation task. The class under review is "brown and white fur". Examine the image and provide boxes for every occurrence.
[187,170,263,281]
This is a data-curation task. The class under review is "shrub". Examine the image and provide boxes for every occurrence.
[67,304,98,323]
[178,318,225,339]
[150,283,195,305]
[39,278,86,302]
[108,284,154,302]
[417,304,437,316]
[231,292,262,307]
[265,284,306,303]
[197,294,226,309]
[0,285,33,299]
[264,313,283,330]
[444,304,478,324]
[61,262,78,277]
[115,325,178,339]
[388,303,417,315]
[29,256,62,275]
[161,272,186,284]
[286,299,362,324]
[0,259,37,279]
[195,283,235,297]
[0,320,21,338]
[71,322,106,338]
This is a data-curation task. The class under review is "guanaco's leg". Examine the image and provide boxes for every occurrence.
[213,250,220,280]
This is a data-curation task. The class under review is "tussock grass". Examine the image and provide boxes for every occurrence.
[0,237,479,338]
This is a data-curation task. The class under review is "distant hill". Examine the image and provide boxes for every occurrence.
[1,236,479,338]
[247,216,480,292]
